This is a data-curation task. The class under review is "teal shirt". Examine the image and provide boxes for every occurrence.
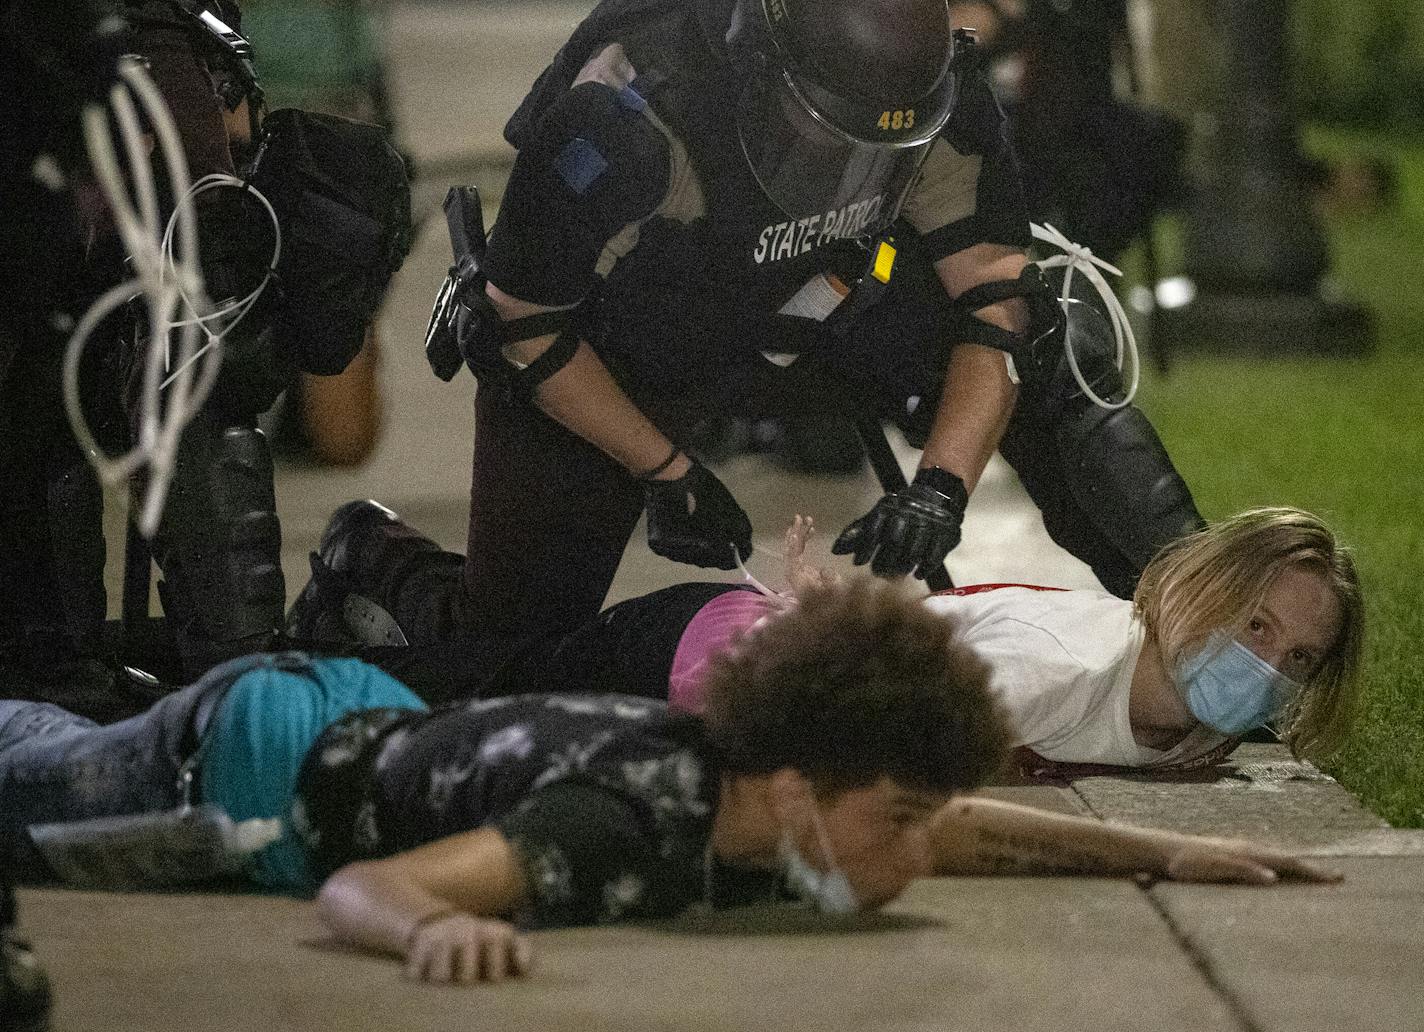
[199,654,426,893]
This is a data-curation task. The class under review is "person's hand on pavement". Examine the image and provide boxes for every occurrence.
[1158,838,1343,886]
[404,913,533,984]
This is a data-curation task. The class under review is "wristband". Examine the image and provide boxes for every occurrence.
[404,907,461,950]
[913,465,968,505]
[634,443,683,481]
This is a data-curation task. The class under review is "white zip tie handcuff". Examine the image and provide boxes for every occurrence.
[1030,222,1140,411]
[62,58,278,539]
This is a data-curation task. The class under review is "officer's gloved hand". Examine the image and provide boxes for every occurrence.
[644,457,753,570]
[833,466,968,579]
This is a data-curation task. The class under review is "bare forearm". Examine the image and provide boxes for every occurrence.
[924,245,1030,491]
[490,283,687,478]
[931,796,1341,884]
[530,341,689,478]
[316,827,530,958]
[317,862,465,957]
[919,343,1018,492]
[932,797,1182,878]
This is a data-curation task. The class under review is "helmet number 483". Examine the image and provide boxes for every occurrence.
[877,109,915,131]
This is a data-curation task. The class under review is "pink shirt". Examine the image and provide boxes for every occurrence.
[667,590,782,713]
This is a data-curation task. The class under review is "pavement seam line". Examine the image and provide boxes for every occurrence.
[1140,887,1264,1032]
[1065,780,1261,1032]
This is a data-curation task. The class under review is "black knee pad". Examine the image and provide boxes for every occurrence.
[1013,292,1201,584]
[154,420,284,672]
[211,424,285,631]
[1032,296,1128,411]
[1055,402,1205,576]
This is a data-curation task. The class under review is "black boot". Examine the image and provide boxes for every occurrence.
[285,500,425,647]
[287,499,473,647]
[1,879,52,1032]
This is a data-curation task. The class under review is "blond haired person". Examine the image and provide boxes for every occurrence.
[924,506,1363,770]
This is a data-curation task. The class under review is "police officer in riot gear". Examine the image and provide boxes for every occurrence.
[0,0,286,692]
[291,0,1202,647]
[1,0,410,700]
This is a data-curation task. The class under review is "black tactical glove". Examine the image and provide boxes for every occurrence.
[644,458,753,570]
[833,466,968,579]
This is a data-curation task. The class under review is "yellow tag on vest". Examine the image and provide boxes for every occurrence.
[872,240,897,283]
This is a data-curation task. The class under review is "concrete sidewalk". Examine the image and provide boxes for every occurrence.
[34,4,1420,1031]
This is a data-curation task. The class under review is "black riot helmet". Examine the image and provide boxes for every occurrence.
[725,0,965,231]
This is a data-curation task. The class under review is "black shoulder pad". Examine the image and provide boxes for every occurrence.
[528,81,672,217]
[484,79,672,306]
[941,64,1011,158]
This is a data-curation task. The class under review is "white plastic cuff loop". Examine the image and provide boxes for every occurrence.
[1030,222,1140,411]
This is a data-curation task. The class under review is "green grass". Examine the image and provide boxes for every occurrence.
[1128,130,1424,826]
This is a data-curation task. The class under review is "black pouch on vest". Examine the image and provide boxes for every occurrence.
[247,108,413,375]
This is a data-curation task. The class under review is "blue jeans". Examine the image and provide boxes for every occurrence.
[0,654,273,879]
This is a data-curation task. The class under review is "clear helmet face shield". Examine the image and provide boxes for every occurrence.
[734,34,961,232]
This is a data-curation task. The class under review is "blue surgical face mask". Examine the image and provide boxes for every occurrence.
[1174,630,1302,734]
[778,805,859,915]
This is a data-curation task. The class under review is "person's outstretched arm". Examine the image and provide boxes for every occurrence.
[316,828,532,984]
[931,795,1341,884]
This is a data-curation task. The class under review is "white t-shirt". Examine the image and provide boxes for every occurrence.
[923,587,1166,767]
